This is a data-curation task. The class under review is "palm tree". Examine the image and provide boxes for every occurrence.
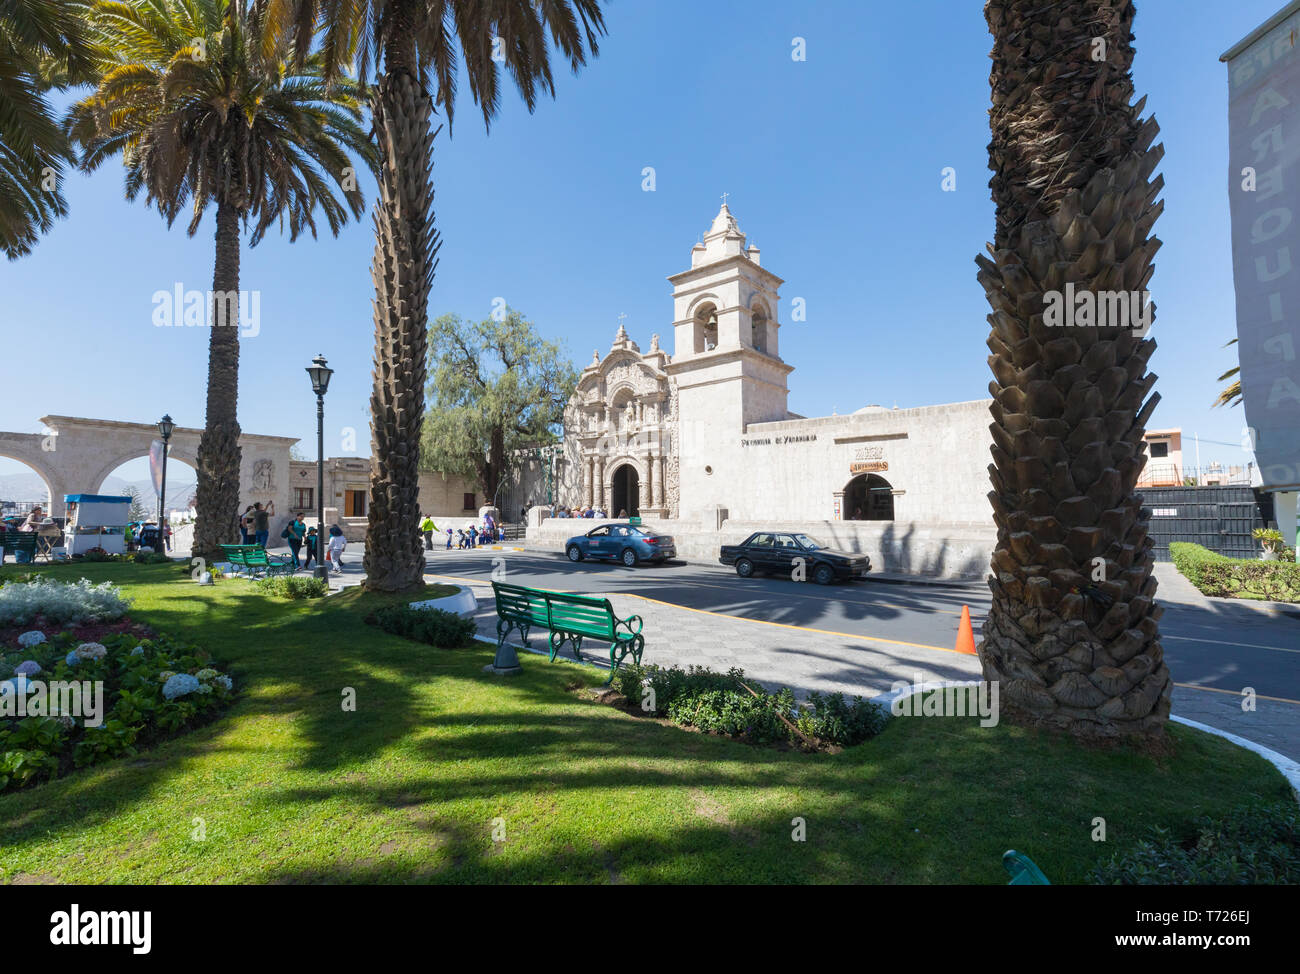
[274,0,607,591]
[1214,338,1241,407]
[975,0,1170,740]
[0,0,95,258]
[67,0,377,562]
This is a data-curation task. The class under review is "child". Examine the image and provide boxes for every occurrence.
[445,528,453,549]
[303,526,319,570]
[327,525,346,575]
[467,524,478,549]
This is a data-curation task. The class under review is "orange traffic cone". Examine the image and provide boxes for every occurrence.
[955,605,977,655]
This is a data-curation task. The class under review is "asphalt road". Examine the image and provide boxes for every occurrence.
[422,546,1300,706]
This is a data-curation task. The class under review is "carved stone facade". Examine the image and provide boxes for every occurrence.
[561,327,678,516]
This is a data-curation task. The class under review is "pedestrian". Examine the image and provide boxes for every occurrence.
[327,524,346,575]
[420,513,437,550]
[239,505,254,544]
[483,511,495,543]
[303,526,319,570]
[445,527,453,549]
[163,522,172,552]
[252,500,275,548]
[283,514,307,568]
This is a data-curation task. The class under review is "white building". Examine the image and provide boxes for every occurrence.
[542,203,997,575]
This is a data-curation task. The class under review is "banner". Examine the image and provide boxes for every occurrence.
[149,439,165,500]
[1224,3,1300,490]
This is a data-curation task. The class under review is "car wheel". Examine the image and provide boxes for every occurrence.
[621,547,638,567]
[567,545,583,562]
[735,558,755,579]
[813,563,835,586]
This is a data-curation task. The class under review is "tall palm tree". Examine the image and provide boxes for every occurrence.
[67,0,377,562]
[975,0,1170,740]
[0,0,95,258]
[274,0,607,591]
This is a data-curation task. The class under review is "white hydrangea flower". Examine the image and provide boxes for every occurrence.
[196,668,219,681]
[213,675,233,692]
[75,642,107,660]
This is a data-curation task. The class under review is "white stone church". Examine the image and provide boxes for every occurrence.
[539,203,997,575]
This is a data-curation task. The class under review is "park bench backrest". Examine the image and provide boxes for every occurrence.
[492,582,616,639]
[3,532,39,552]
[492,582,551,624]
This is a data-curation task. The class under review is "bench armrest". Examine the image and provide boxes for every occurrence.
[613,614,643,640]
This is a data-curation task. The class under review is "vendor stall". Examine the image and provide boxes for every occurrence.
[63,494,131,556]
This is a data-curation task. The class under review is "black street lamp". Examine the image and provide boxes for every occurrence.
[306,355,333,580]
[156,414,174,553]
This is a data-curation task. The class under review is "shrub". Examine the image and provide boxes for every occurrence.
[1170,542,1300,602]
[1092,803,1300,884]
[132,551,172,565]
[368,605,477,648]
[0,631,235,791]
[612,663,888,749]
[256,575,328,600]
[0,576,132,627]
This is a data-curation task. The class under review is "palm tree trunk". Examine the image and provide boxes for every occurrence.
[364,24,441,591]
[976,0,1170,740]
[193,199,243,563]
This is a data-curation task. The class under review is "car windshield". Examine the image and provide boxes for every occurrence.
[794,534,825,550]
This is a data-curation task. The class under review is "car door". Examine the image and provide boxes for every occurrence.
[746,533,775,571]
[771,534,800,577]
[585,525,611,559]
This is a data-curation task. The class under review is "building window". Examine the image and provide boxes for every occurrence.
[293,487,313,509]
[1149,441,1169,458]
[463,492,476,511]
[345,490,366,517]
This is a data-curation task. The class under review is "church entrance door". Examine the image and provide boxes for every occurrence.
[612,464,639,518]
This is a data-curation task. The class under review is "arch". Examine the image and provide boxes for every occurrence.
[94,453,200,517]
[610,461,641,517]
[0,452,57,520]
[691,300,719,354]
[844,473,894,521]
[749,299,770,355]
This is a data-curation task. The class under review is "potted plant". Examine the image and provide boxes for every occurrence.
[1252,527,1286,561]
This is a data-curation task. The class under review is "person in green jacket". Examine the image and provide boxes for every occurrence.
[419,514,438,551]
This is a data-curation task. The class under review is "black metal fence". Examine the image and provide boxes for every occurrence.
[1138,485,1274,560]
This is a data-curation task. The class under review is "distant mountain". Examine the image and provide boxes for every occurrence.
[0,472,197,513]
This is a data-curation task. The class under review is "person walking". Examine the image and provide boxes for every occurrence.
[445,527,454,549]
[284,514,307,569]
[302,526,319,570]
[467,523,478,549]
[420,513,437,550]
[327,524,347,576]
[252,501,275,548]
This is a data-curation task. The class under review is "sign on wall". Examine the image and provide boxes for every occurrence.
[1224,4,1300,489]
[850,461,889,474]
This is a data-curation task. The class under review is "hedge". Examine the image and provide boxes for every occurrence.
[1169,542,1300,603]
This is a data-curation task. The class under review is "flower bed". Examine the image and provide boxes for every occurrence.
[0,629,235,792]
[1169,542,1300,603]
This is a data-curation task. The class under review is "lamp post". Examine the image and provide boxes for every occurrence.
[156,414,174,552]
[305,355,333,580]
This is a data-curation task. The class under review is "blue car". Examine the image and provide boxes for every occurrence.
[565,523,677,567]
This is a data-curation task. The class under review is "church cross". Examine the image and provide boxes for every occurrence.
[617,312,628,328]
[721,192,729,207]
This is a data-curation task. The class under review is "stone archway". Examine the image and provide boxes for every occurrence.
[611,463,640,517]
[844,473,894,520]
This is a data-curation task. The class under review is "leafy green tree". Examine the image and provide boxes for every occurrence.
[66,0,377,562]
[421,310,577,507]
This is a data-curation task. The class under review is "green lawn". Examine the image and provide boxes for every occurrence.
[0,563,1291,884]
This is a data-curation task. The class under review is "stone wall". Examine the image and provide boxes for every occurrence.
[526,515,995,578]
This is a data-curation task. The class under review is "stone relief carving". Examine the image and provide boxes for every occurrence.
[251,458,275,492]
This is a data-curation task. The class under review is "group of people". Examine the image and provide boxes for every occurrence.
[238,501,347,574]
[549,504,608,519]
[419,511,504,551]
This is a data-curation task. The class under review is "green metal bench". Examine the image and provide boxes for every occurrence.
[491,580,645,683]
[220,543,295,579]
[1003,850,1051,885]
[1,531,39,564]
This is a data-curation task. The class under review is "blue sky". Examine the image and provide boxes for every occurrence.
[0,0,1283,490]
